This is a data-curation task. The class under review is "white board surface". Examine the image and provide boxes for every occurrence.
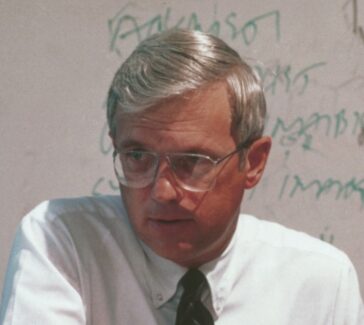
[1,0,364,299]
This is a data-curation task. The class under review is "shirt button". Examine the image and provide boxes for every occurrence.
[156,293,163,302]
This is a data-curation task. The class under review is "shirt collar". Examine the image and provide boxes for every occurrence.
[199,219,239,318]
[140,214,245,318]
[141,242,187,308]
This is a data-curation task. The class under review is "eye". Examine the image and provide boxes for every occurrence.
[172,154,213,177]
[122,150,155,173]
[127,151,146,161]
[173,155,198,171]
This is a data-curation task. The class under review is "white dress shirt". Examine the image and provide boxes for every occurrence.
[1,195,363,324]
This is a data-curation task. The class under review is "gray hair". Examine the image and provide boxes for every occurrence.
[107,29,266,145]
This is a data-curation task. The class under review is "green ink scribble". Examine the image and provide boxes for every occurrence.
[241,10,280,45]
[292,62,326,95]
[302,134,312,151]
[187,13,203,31]
[358,127,364,146]
[208,20,221,36]
[225,13,238,39]
[109,179,120,191]
[108,7,281,56]
[99,122,113,155]
[319,226,334,244]
[92,177,105,196]
[208,4,220,36]
[345,0,364,45]
[108,4,134,53]
[278,174,290,199]
[256,62,326,96]
[353,112,364,135]
[92,177,119,196]
[269,108,364,151]
[334,109,348,138]
[285,174,364,206]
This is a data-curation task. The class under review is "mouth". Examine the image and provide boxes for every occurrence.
[154,219,178,223]
[150,218,192,224]
[148,218,194,233]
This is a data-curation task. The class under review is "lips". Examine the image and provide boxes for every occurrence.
[149,218,193,226]
[153,219,183,223]
[147,217,194,234]
[150,216,191,223]
[147,210,193,223]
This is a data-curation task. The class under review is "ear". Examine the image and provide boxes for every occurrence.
[243,136,272,189]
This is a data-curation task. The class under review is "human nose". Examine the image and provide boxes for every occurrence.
[150,158,182,203]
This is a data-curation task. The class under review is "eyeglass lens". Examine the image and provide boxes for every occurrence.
[114,151,216,191]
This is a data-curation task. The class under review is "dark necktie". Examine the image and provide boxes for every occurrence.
[175,269,214,325]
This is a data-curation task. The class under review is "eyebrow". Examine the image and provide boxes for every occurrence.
[117,137,227,157]
[117,139,146,150]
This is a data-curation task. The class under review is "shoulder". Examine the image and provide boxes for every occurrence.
[238,214,350,265]
[14,195,143,284]
[21,195,128,236]
[18,195,136,263]
[235,214,356,290]
[25,195,125,224]
[234,215,364,322]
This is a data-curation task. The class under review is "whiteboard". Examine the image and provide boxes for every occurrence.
[1,0,364,299]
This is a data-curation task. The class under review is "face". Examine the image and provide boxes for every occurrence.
[113,82,271,267]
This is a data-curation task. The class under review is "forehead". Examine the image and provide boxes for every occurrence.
[114,82,235,152]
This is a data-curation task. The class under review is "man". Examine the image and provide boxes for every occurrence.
[1,29,363,324]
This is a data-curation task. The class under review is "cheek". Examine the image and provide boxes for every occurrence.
[121,188,149,222]
[196,194,240,229]
[215,168,246,204]
[197,170,246,223]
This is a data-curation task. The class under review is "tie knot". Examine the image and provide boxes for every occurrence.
[180,269,207,296]
[176,269,214,325]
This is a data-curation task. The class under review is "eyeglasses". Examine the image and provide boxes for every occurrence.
[113,142,250,192]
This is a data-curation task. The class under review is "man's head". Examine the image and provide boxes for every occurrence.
[107,29,271,267]
[107,28,266,146]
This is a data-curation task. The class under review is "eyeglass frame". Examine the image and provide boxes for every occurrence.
[112,139,253,192]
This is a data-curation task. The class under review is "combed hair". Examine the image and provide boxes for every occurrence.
[107,28,266,145]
